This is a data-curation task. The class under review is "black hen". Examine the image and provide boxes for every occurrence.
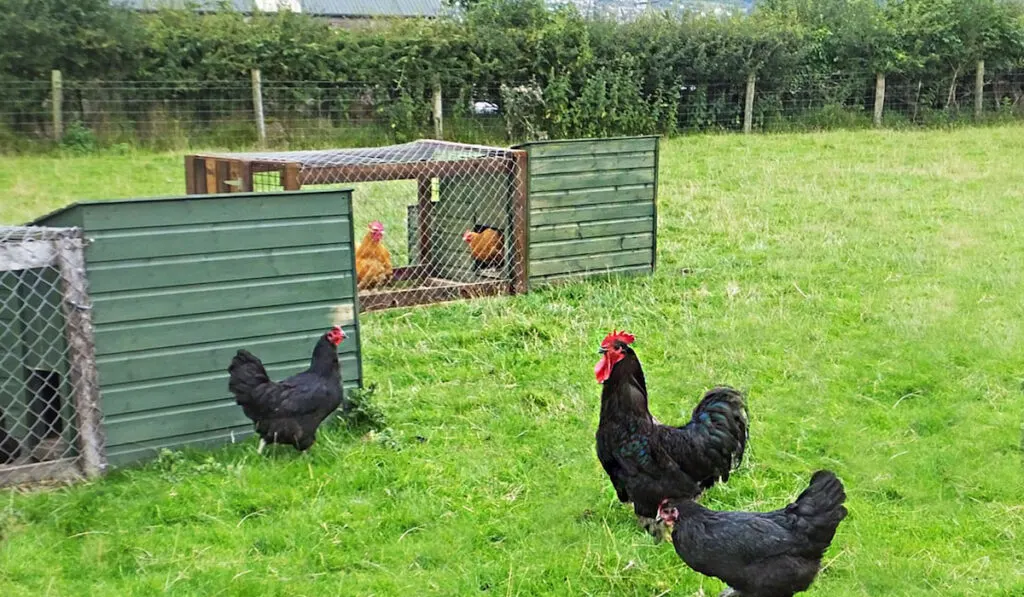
[594,330,748,531]
[0,407,19,464]
[658,470,848,597]
[228,326,347,453]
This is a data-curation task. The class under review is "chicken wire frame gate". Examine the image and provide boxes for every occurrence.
[0,226,105,487]
[184,140,530,312]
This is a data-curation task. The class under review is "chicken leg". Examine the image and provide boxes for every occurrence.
[257,438,267,454]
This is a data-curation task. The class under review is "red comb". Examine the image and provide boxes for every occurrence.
[601,329,635,349]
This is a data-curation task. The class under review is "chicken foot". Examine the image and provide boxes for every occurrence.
[718,588,740,597]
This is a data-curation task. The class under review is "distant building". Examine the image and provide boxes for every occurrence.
[113,0,442,25]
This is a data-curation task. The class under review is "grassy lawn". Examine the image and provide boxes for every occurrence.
[2,126,1024,596]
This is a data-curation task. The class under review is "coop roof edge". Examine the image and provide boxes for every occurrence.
[512,134,661,149]
[27,188,355,227]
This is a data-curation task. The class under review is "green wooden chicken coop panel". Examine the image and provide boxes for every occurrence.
[32,189,363,467]
[516,136,659,289]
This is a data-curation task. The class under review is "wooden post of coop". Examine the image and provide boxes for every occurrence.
[55,233,107,479]
[743,72,756,134]
[974,60,985,121]
[511,150,529,294]
[252,68,267,146]
[417,177,433,266]
[282,163,301,191]
[51,70,63,142]
[432,76,443,140]
[873,73,886,128]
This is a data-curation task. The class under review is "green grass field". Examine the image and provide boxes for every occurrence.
[2,126,1024,596]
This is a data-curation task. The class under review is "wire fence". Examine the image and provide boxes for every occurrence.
[1,70,1022,151]
[186,140,528,312]
[0,226,105,486]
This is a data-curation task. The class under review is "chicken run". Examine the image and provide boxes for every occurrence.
[185,141,528,312]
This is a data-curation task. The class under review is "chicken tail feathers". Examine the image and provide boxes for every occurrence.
[688,386,749,475]
[228,349,271,405]
[788,469,848,549]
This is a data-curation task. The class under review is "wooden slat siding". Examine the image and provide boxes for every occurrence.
[79,194,349,231]
[531,168,655,194]
[101,358,361,416]
[92,273,355,325]
[95,326,359,386]
[85,216,352,263]
[532,203,654,227]
[530,249,653,278]
[104,425,253,467]
[87,246,351,294]
[529,152,655,176]
[94,303,353,356]
[529,219,653,244]
[535,265,653,287]
[530,185,654,210]
[526,136,659,158]
[519,136,658,288]
[32,189,362,467]
[529,233,653,260]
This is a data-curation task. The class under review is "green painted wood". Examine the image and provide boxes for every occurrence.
[529,218,654,244]
[104,424,252,467]
[92,273,355,326]
[86,217,351,263]
[96,325,358,386]
[529,152,655,176]
[104,400,249,446]
[531,203,654,227]
[524,137,657,158]
[529,233,653,260]
[31,189,363,468]
[530,185,654,210]
[87,246,351,294]
[531,168,655,194]
[534,265,654,287]
[80,192,350,231]
[101,356,360,417]
[94,302,354,356]
[530,249,653,278]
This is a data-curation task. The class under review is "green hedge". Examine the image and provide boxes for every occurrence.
[1,0,1022,148]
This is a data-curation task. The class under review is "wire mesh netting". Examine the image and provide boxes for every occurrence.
[0,226,99,485]
[194,140,527,312]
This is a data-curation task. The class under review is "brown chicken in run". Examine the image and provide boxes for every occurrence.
[356,220,393,290]
[463,226,504,269]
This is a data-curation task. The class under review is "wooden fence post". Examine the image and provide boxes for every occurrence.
[55,233,107,479]
[974,60,985,120]
[51,70,63,142]
[743,72,756,134]
[873,72,886,128]
[251,68,267,145]
[432,76,443,140]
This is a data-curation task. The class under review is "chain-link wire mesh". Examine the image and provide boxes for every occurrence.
[0,226,102,486]
[190,140,527,312]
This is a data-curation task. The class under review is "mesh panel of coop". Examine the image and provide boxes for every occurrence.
[185,140,529,312]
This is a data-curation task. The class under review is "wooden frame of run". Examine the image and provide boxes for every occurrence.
[184,143,529,312]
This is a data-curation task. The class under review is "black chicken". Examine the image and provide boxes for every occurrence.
[594,330,748,535]
[657,470,848,597]
[0,407,19,464]
[228,326,347,453]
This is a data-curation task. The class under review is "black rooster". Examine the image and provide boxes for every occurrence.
[228,326,347,453]
[657,470,848,597]
[594,330,748,535]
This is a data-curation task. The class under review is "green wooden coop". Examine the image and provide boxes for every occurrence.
[20,189,362,472]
